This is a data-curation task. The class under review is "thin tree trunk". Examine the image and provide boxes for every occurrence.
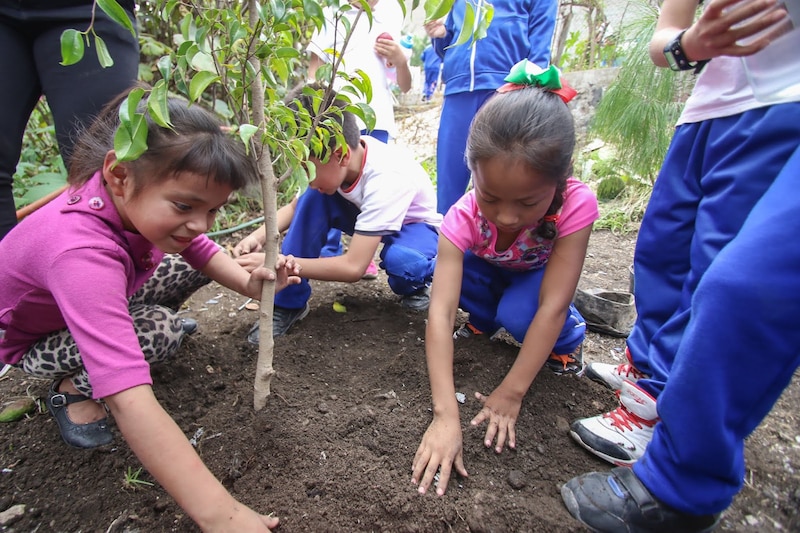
[554,7,573,66]
[248,0,280,411]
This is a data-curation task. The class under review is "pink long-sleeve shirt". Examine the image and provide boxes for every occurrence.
[0,172,219,399]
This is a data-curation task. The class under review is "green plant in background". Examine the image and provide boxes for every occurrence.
[123,466,154,490]
[420,155,436,187]
[13,100,68,210]
[589,0,694,184]
[576,147,649,234]
[593,176,650,234]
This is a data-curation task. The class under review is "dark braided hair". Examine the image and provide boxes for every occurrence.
[466,86,575,239]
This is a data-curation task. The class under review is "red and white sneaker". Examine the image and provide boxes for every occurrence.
[584,347,646,391]
[361,260,379,280]
[569,381,659,466]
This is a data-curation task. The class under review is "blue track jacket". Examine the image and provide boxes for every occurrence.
[432,0,557,95]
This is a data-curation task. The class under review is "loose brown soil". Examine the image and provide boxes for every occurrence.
[1,228,799,533]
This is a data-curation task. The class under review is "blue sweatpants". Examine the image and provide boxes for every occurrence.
[627,102,800,514]
[459,251,585,352]
[423,68,439,100]
[436,90,496,215]
[274,188,438,309]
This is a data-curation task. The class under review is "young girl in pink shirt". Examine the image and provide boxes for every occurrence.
[0,87,299,532]
[412,61,599,496]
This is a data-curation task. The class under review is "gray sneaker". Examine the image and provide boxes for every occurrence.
[562,467,720,532]
[246,303,310,344]
[400,286,430,311]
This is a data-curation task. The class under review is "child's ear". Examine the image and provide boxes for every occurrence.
[102,151,128,196]
[336,147,351,167]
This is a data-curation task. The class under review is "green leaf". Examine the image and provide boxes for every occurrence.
[60,29,85,66]
[147,81,171,128]
[214,99,233,119]
[114,113,148,162]
[474,3,494,41]
[302,0,323,21]
[451,3,476,47]
[118,89,145,127]
[274,47,300,59]
[96,0,136,37]
[271,59,289,83]
[94,35,114,68]
[352,102,376,132]
[157,55,172,80]
[189,71,221,101]
[424,0,453,22]
[190,50,217,73]
[238,124,259,149]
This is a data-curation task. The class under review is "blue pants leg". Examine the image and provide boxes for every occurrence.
[627,103,800,398]
[436,90,495,215]
[380,223,438,296]
[275,189,359,309]
[321,229,344,258]
[460,252,585,351]
[634,142,800,515]
[423,69,439,99]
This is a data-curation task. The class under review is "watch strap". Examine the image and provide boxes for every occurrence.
[664,29,709,74]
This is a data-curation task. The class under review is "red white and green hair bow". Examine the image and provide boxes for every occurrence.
[497,60,577,103]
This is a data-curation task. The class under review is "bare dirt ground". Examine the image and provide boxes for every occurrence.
[1,227,799,532]
[1,101,799,532]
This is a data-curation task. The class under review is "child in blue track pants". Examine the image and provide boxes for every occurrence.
[272,188,438,311]
[562,0,800,530]
[234,85,441,341]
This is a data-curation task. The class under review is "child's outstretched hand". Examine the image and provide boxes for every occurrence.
[684,0,789,59]
[470,388,523,454]
[236,252,267,273]
[274,254,301,292]
[233,233,263,257]
[411,416,468,496]
[245,254,301,298]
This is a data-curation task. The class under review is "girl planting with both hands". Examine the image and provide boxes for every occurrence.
[412,61,599,496]
[0,87,299,532]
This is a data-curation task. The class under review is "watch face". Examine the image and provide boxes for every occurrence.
[665,48,681,71]
[664,33,690,71]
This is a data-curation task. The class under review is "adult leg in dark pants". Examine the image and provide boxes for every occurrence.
[0,2,139,241]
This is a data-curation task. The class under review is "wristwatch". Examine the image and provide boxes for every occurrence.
[663,29,709,74]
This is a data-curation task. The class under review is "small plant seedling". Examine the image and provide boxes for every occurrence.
[123,466,154,490]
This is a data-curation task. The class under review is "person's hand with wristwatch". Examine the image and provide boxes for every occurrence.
[663,28,710,73]
[662,0,789,74]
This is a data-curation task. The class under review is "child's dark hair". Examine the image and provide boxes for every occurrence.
[283,83,361,160]
[68,84,258,193]
[467,87,575,239]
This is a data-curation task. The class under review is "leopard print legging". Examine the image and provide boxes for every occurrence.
[18,254,210,397]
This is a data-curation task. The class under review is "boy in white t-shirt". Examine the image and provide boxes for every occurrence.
[234,85,441,340]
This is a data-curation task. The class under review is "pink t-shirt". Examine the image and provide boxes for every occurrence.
[441,178,599,271]
[0,172,220,399]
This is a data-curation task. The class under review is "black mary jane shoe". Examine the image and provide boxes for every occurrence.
[180,317,198,335]
[45,380,113,449]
